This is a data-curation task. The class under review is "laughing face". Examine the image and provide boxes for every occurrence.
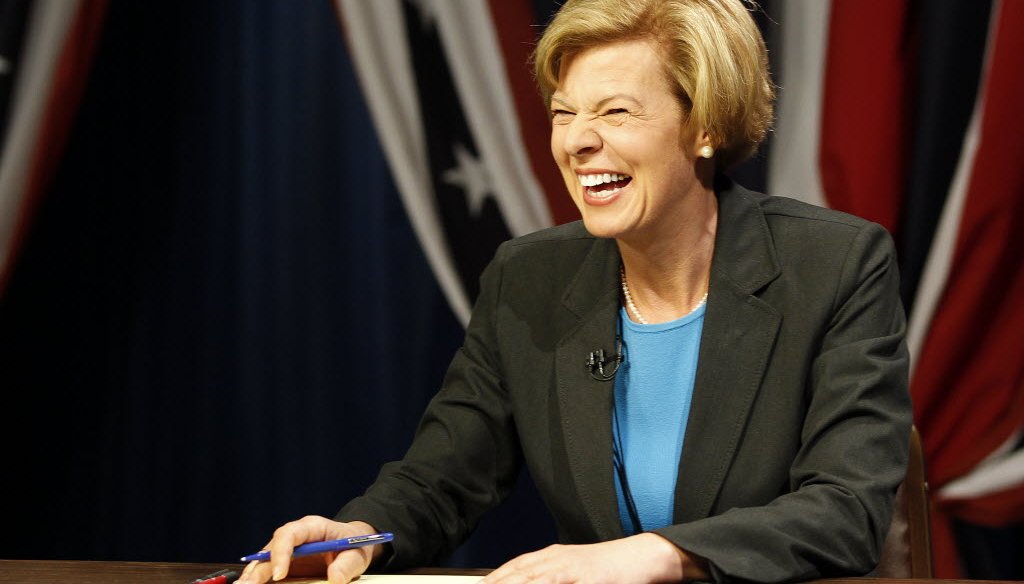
[550,39,708,243]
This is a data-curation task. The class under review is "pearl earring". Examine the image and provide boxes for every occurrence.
[699,145,714,159]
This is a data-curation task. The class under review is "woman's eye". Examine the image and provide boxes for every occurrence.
[602,108,630,125]
[551,109,575,124]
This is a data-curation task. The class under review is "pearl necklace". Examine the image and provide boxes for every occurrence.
[619,265,708,325]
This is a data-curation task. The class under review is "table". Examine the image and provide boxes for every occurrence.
[0,561,487,584]
[0,561,1019,584]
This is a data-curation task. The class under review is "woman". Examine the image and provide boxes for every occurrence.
[238,1,911,582]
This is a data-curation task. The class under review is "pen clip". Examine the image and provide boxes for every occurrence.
[346,534,387,544]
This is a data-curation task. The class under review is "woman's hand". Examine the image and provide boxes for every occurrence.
[482,533,708,584]
[235,516,383,584]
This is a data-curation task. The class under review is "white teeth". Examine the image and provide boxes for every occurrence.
[588,185,624,199]
[577,172,630,187]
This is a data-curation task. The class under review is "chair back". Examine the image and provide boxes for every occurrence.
[874,425,933,578]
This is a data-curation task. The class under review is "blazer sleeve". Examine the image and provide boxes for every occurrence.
[654,222,913,582]
[334,242,522,569]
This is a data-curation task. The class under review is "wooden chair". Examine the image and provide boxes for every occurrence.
[874,425,933,578]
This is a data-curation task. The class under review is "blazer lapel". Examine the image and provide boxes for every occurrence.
[674,179,783,523]
[554,236,625,541]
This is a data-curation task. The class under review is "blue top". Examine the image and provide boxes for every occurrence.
[613,303,705,534]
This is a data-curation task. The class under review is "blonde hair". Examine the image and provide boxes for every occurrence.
[533,0,775,169]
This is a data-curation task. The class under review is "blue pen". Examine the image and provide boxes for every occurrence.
[240,532,394,563]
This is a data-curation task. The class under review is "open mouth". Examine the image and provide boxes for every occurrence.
[578,172,632,198]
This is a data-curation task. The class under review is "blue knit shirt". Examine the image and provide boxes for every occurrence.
[613,303,705,534]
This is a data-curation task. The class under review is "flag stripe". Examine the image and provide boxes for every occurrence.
[897,1,993,308]
[766,0,829,208]
[905,75,983,368]
[1,1,80,290]
[940,429,1024,499]
[486,0,577,225]
[0,0,105,296]
[940,480,1024,528]
[335,0,472,324]
[818,0,910,234]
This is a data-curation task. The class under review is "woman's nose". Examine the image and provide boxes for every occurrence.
[562,118,601,157]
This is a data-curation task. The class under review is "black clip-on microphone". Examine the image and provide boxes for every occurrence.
[586,340,623,381]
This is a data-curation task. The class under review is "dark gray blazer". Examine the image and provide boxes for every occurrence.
[337,178,912,583]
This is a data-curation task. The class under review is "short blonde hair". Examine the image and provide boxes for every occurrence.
[533,0,774,169]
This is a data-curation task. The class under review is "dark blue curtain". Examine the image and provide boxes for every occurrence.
[1,0,554,567]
